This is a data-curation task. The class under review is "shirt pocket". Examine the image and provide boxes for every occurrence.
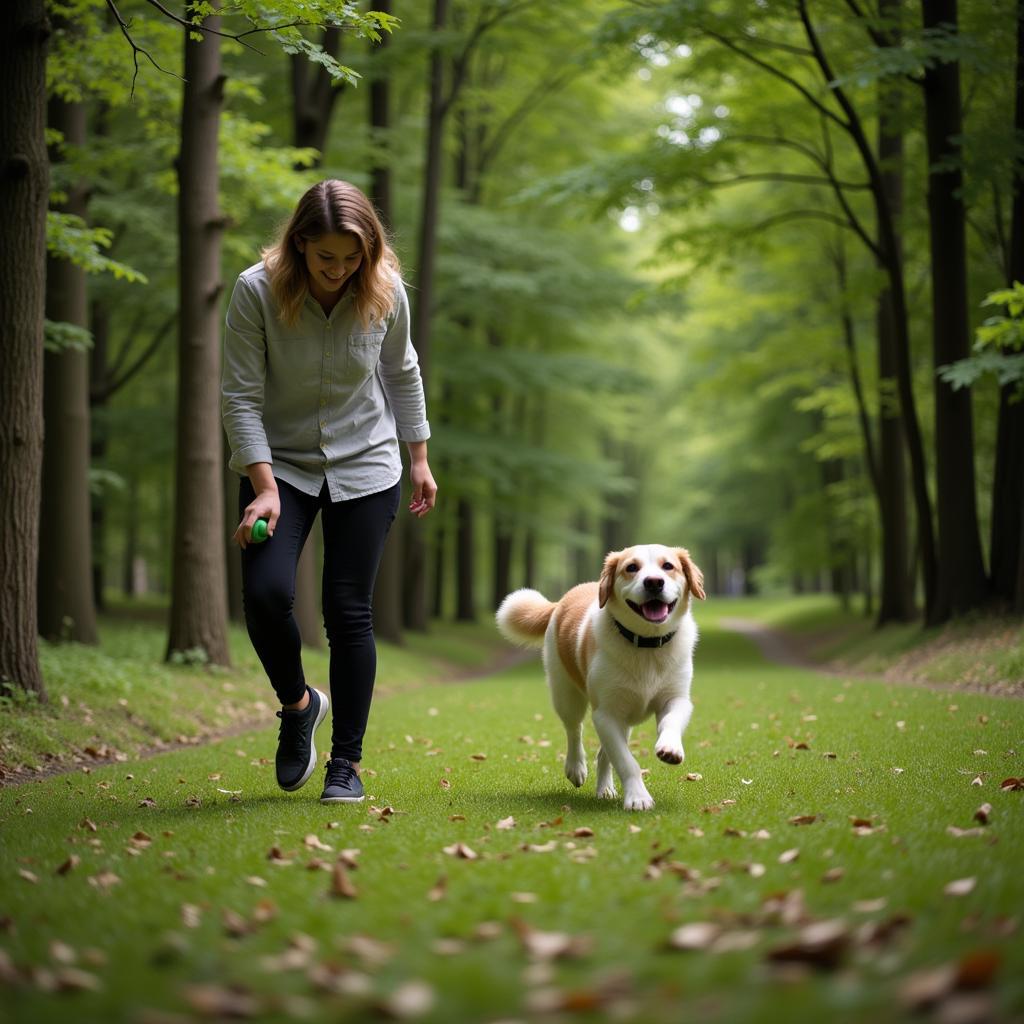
[346,331,385,382]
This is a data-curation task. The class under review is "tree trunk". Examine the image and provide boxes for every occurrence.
[404,0,449,631]
[368,0,403,645]
[90,297,110,611]
[166,15,230,665]
[874,4,916,623]
[38,97,98,645]
[455,496,475,621]
[920,0,989,622]
[290,28,342,161]
[990,0,1024,608]
[0,0,49,697]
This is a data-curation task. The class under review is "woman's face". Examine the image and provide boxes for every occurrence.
[297,232,363,295]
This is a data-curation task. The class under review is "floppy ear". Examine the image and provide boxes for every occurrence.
[598,550,622,608]
[677,548,706,601]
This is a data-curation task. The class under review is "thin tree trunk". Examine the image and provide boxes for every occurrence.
[455,497,475,621]
[920,0,989,622]
[39,96,98,644]
[166,14,230,665]
[90,297,110,611]
[874,3,916,623]
[404,0,449,631]
[367,0,403,645]
[0,0,49,697]
[990,0,1024,608]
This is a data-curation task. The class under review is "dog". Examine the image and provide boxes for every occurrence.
[496,544,705,811]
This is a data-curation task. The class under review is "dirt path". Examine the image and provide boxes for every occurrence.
[719,616,1024,699]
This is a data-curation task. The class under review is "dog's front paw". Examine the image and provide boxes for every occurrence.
[623,786,655,812]
[655,742,684,765]
[564,758,588,788]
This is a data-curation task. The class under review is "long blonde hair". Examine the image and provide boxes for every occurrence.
[262,179,400,328]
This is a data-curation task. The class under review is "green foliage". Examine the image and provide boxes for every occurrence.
[939,284,1024,393]
[43,319,93,354]
[46,212,148,282]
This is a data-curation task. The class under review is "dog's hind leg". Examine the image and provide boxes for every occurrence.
[593,710,654,811]
[595,745,616,800]
[548,671,589,788]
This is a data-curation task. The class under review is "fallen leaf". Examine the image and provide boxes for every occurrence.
[138,798,157,808]
[87,872,121,890]
[266,846,293,866]
[181,904,202,928]
[972,804,992,825]
[667,922,721,950]
[779,848,800,864]
[572,827,595,838]
[944,877,977,897]
[766,920,849,969]
[821,867,845,884]
[470,753,487,762]
[341,934,394,969]
[523,841,557,854]
[221,908,250,938]
[55,855,80,876]
[899,967,957,1010]
[330,862,357,899]
[443,842,478,860]
[849,817,873,828]
[337,848,360,871]
[245,876,267,888]
[946,826,987,838]
[684,773,703,782]
[496,816,516,830]
[427,876,447,902]
[512,919,593,961]
[17,869,38,884]
[52,967,101,992]
[304,834,332,852]
[79,818,98,832]
[789,815,817,826]
[378,980,436,1019]
[955,948,1001,989]
[852,898,887,913]
[183,983,260,1018]
[999,777,1023,791]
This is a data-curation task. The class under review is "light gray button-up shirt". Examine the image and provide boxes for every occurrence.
[221,261,430,502]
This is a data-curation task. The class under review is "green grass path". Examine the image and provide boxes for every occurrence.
[1,607,1022,1023]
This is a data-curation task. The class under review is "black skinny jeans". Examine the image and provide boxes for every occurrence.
[239,477,400,762]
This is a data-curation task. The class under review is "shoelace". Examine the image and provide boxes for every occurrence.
[325,759,357,788]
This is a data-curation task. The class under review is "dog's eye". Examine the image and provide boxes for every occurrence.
[662,562,675,572]
[625,563,639,573]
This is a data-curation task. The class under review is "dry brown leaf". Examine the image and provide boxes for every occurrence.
[427,875,447,902]
[972,803,992,825]
[341,934,395,969]
[221,908,250,938]
[438,778,451,790]
[849,816,872,828]
[470,753,487,761]
[378,980,436,1019]
[667,922,721,951]
[852,898,887,914]
[18,869,38,884]
[821,867,845,884]
[572,827,595,838]
[183,983,260,1017]
[337,848,360,870]
[946,826,986,838]
[899,966,957,1009]
[53,967,101,992]
[496,816,516,830]
[944,877,977,897]
[512,919,593,961]
[303,834,332,852]
[684,772,703,782]
[789,815,817,826]
[955,948,1001,989]
[331,862,358,899]
[79,818,98,832]
[443,842,478,860]
[523,841,557,854]
[779,848,800,864]
[999,777,1023,791]
[138,798,157,808]
[266,846,293,866]
[766,920,849,969]
[87,872,120,890]
[181,904,202,929]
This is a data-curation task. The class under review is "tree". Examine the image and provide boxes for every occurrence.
[39,95,99,644]
[166,14,231,665]
[0,0,50,697]
[919,0,989,621]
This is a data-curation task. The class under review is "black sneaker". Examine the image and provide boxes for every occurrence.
[320,757,365,804]
[275,687,329,792]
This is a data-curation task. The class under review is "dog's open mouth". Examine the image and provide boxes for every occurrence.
[627,598,677,624]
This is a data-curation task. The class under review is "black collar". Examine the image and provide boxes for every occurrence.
[612,616,676,648]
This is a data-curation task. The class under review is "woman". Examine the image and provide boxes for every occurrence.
[221,179,436,804]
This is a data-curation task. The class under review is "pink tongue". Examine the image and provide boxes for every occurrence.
[643,601,669,622]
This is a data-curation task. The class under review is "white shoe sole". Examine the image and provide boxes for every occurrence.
[279,688,329,792]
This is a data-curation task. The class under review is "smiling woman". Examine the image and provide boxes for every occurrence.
[220,178,438,806]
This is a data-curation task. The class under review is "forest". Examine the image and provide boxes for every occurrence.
[2,0,1023,697]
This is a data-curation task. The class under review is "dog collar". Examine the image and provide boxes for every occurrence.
[612,617,676,648]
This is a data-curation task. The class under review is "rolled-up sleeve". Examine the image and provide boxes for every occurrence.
[221,274,273,472]
[378,280,431,443]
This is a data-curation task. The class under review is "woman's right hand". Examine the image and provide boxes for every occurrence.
[234,487,280,549]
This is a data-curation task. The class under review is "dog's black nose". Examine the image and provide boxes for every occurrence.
[643,576,664,594]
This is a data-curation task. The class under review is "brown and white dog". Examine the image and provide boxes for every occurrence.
[496,544,705,811]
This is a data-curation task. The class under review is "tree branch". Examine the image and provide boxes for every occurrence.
[97,312,177,402]
[696,170,871,190]
[104,0,183,98]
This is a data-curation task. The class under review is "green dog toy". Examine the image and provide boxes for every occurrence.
[250,518,270,543]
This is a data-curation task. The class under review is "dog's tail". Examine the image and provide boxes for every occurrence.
[495,589,555,649]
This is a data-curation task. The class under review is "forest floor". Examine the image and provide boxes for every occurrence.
[1,597,1022,1023]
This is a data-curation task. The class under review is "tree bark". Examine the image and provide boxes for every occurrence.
[404,0,449,631]
[90,297,110,610]
[455,497,475,621]
[368,0,403,645]
[874,3,916,623]
[920,0,989,622]
[166,14,230,665]
[0,0,49,697]
[39,96,98,645]
[990,0,1024,608]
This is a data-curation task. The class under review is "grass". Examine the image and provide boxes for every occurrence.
[1,600,1022,1023]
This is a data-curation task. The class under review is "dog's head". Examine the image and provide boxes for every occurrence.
[598,544,705,630]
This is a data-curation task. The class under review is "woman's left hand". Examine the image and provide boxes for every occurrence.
[409,460,437,518]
